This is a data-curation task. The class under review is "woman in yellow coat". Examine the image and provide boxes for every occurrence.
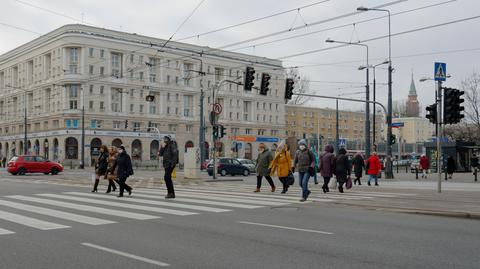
[270,141,292,194]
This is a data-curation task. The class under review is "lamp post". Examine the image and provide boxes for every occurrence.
[326,38,370,157]
[357,5,394,178]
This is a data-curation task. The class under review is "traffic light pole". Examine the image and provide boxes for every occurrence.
[437,80,442,193]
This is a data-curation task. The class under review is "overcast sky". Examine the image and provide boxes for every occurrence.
[1,0,479,113]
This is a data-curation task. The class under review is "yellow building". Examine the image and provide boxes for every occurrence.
[392,117,435,144]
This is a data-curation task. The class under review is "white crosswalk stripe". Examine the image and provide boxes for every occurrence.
[131,193,263,209]
[0,228,15,235]
[0,210,70,230]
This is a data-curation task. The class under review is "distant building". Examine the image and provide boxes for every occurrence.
[392,117,435,144]
[405,73,420,117]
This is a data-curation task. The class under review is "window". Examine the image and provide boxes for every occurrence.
[167,107,170,114]
[149,105,156,114]
[139,72,144,80]
[89,48,94,57]
[111,88,122,112]
[130,104,134,112]
[89,85,93,93]
[68,48,79,73]
[175,76,179,85]
[130,54,134,63]
[149,57,156,83]
[139,104,144,113]
[246,128,252,135]
[133,122,141,130]
[130,89,134,97]
[100,86,104,94]
[99,102,105,111]
[243,101,251,121]
[111,52,122,78]
[69,85,78,97]
[186,125,193,133]
[168,124,177,132]
[214,67,223,82]
[139,55,144,65]
[100,67,104,75]
[100,49,104,58]
[113,121,121,129]
[89,101,94,109]
[183,95,192,117]
[167,75,170,85]
[140,90,144,98]
[89,65,94,74]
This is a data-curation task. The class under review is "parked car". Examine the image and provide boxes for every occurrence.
[7,155,63,175]
[207,157,250,176]
[237,158,256,173]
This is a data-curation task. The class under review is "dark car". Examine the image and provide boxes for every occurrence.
[7,155,63,175]
[207,157,250,176]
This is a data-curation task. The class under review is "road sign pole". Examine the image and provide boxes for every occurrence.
[437,80,442,193]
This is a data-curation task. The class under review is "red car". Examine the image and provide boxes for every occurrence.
[7,155,63,175]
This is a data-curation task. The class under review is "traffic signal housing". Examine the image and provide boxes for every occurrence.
[124,120,129,129]
[285,78,294,100]
[390,134,396,145]
[425,103,437,124]
[212,125,219,139]
[244,67,255,91]
[260,73,271,95]
[443,87,464,124]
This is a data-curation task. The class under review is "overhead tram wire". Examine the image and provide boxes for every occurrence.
[174,0,331,42]
[0,22,42,35]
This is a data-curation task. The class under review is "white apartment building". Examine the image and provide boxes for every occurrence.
[0,24,286,166]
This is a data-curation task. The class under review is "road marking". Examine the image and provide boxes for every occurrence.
[131,193,262,209]
[0,199,115,225]
[8,195,159,220]
[238,221,334,235]
[66,192,231,213]
[0,210,70,230]
[81,243,169,267]
[0,228,15,235]
[38,194,197,216]
[172,188,304,202]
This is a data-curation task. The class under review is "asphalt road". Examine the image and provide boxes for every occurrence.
[0,177,479,269]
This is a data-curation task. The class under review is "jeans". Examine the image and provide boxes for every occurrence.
[164,165,175,194]
[298,172,310,199]
[256,175,275,189]
[368,175,378,185]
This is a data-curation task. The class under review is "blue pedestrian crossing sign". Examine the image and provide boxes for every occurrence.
[434,62,446,81]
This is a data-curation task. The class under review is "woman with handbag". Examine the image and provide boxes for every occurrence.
[91,145,109,192]
[332,148,351,193]
[105,146,118,193]
[269,141,292,194]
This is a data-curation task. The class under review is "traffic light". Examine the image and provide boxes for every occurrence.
[443,87,464,124]
[213,125,219,139]
[390,134,397,145]
[425,103,437,124]
[260,73,271,95]
[124,120,128,129]
[244,67,255,91]
[285,78,294,100]
[146,94,155,102]
[219,125,226,138]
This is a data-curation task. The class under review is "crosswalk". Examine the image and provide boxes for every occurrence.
[0,183,415,237]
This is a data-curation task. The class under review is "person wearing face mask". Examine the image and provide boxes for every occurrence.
[112,145,133,197]
[254,143,275,192]
[294,139,315,202]
[160,135,179,199]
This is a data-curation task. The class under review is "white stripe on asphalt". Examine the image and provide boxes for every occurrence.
[66,192,231,213]
[81,243,169,267]
[37,194,197,216]
[238,221,334,235]
[0,228,15,235]
[0,199,115,225]
[0,210,70,230]
[131,193,262,209]
[8,195,159,220]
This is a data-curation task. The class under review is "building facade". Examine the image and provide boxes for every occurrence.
[392,117,435,144]
[0,24,286,166]
[285,105,384,152]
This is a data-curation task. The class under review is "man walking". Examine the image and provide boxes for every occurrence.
[254,143,275,192]
[114,145,133,197]
[471,154,479,181]
[160,135,179,199]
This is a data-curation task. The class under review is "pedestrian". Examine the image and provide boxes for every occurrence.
[366,152,381,186]
[319,144,335,193]
[471,154,479,179]
[352,153,365,185]
[254,143,275,192]
[419,154,430,179]
[447,155,455,179]
[294,139,315,202]
[160,135,179,199]
[2,157,6,168]
[105,146,118,193]
[91,145,109,193]
[112,145,133,197]
[269,141,292,194]
[311,146,319,185]
[333,148,351,193]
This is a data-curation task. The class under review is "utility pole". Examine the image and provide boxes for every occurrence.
[437,80,443,193]
[335,99,339,153]
[24,103,27,155]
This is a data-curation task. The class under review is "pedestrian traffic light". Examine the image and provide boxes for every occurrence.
[425,103,437,124]
[212,125,219,139]
[219,125,226,138]
[443,87,465,124]
[390,134,396,145]
[244,67,255,91]
[285,78,294,100]
[260,73,271,95]
[124,120,128,129]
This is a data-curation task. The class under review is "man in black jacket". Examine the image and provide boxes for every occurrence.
[160,136,178,199]
[114,145,133,197]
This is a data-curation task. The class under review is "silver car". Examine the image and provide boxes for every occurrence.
[237,159,256,173]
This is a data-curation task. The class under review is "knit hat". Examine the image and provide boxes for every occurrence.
[298,139,307,146]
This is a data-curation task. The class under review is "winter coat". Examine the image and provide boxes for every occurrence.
[419,156,430,170]
[270,149,292,178]
[471,156,479,168]
[366,155,382,176]
[256,149,273,176]
[333,153,351,184]
[319,144,335,178]
[106,154,118,180]
[294,148,315,173]
[95,152,109,175]
[160,141,179,168]
[447,157,455,174]
[352,154,365,178]
[114,151,134,179]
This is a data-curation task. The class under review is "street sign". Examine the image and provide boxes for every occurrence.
[392,122,404,128]
[339,138,346,146]
[434,62,447,81]
[213,103,222,115]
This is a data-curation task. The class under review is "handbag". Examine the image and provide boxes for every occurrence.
[330,177,338,189]
[346,176,353,189]
[286,171,295,186]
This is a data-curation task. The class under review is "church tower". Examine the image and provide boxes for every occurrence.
[406,73,420,117]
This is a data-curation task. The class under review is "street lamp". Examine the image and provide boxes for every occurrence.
[325,38,371,157]
[357,5,394,178]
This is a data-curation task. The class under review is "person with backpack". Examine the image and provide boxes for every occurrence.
[294,139,315,202]
[270,141,292,194]
[319,144,335,193]
[160,135,179,199]
[112,145,133,197]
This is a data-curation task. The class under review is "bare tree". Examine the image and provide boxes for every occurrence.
[444,123,480,143]
[461,72,480,130]
[392,99,407,118]
[286,68,311,105]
